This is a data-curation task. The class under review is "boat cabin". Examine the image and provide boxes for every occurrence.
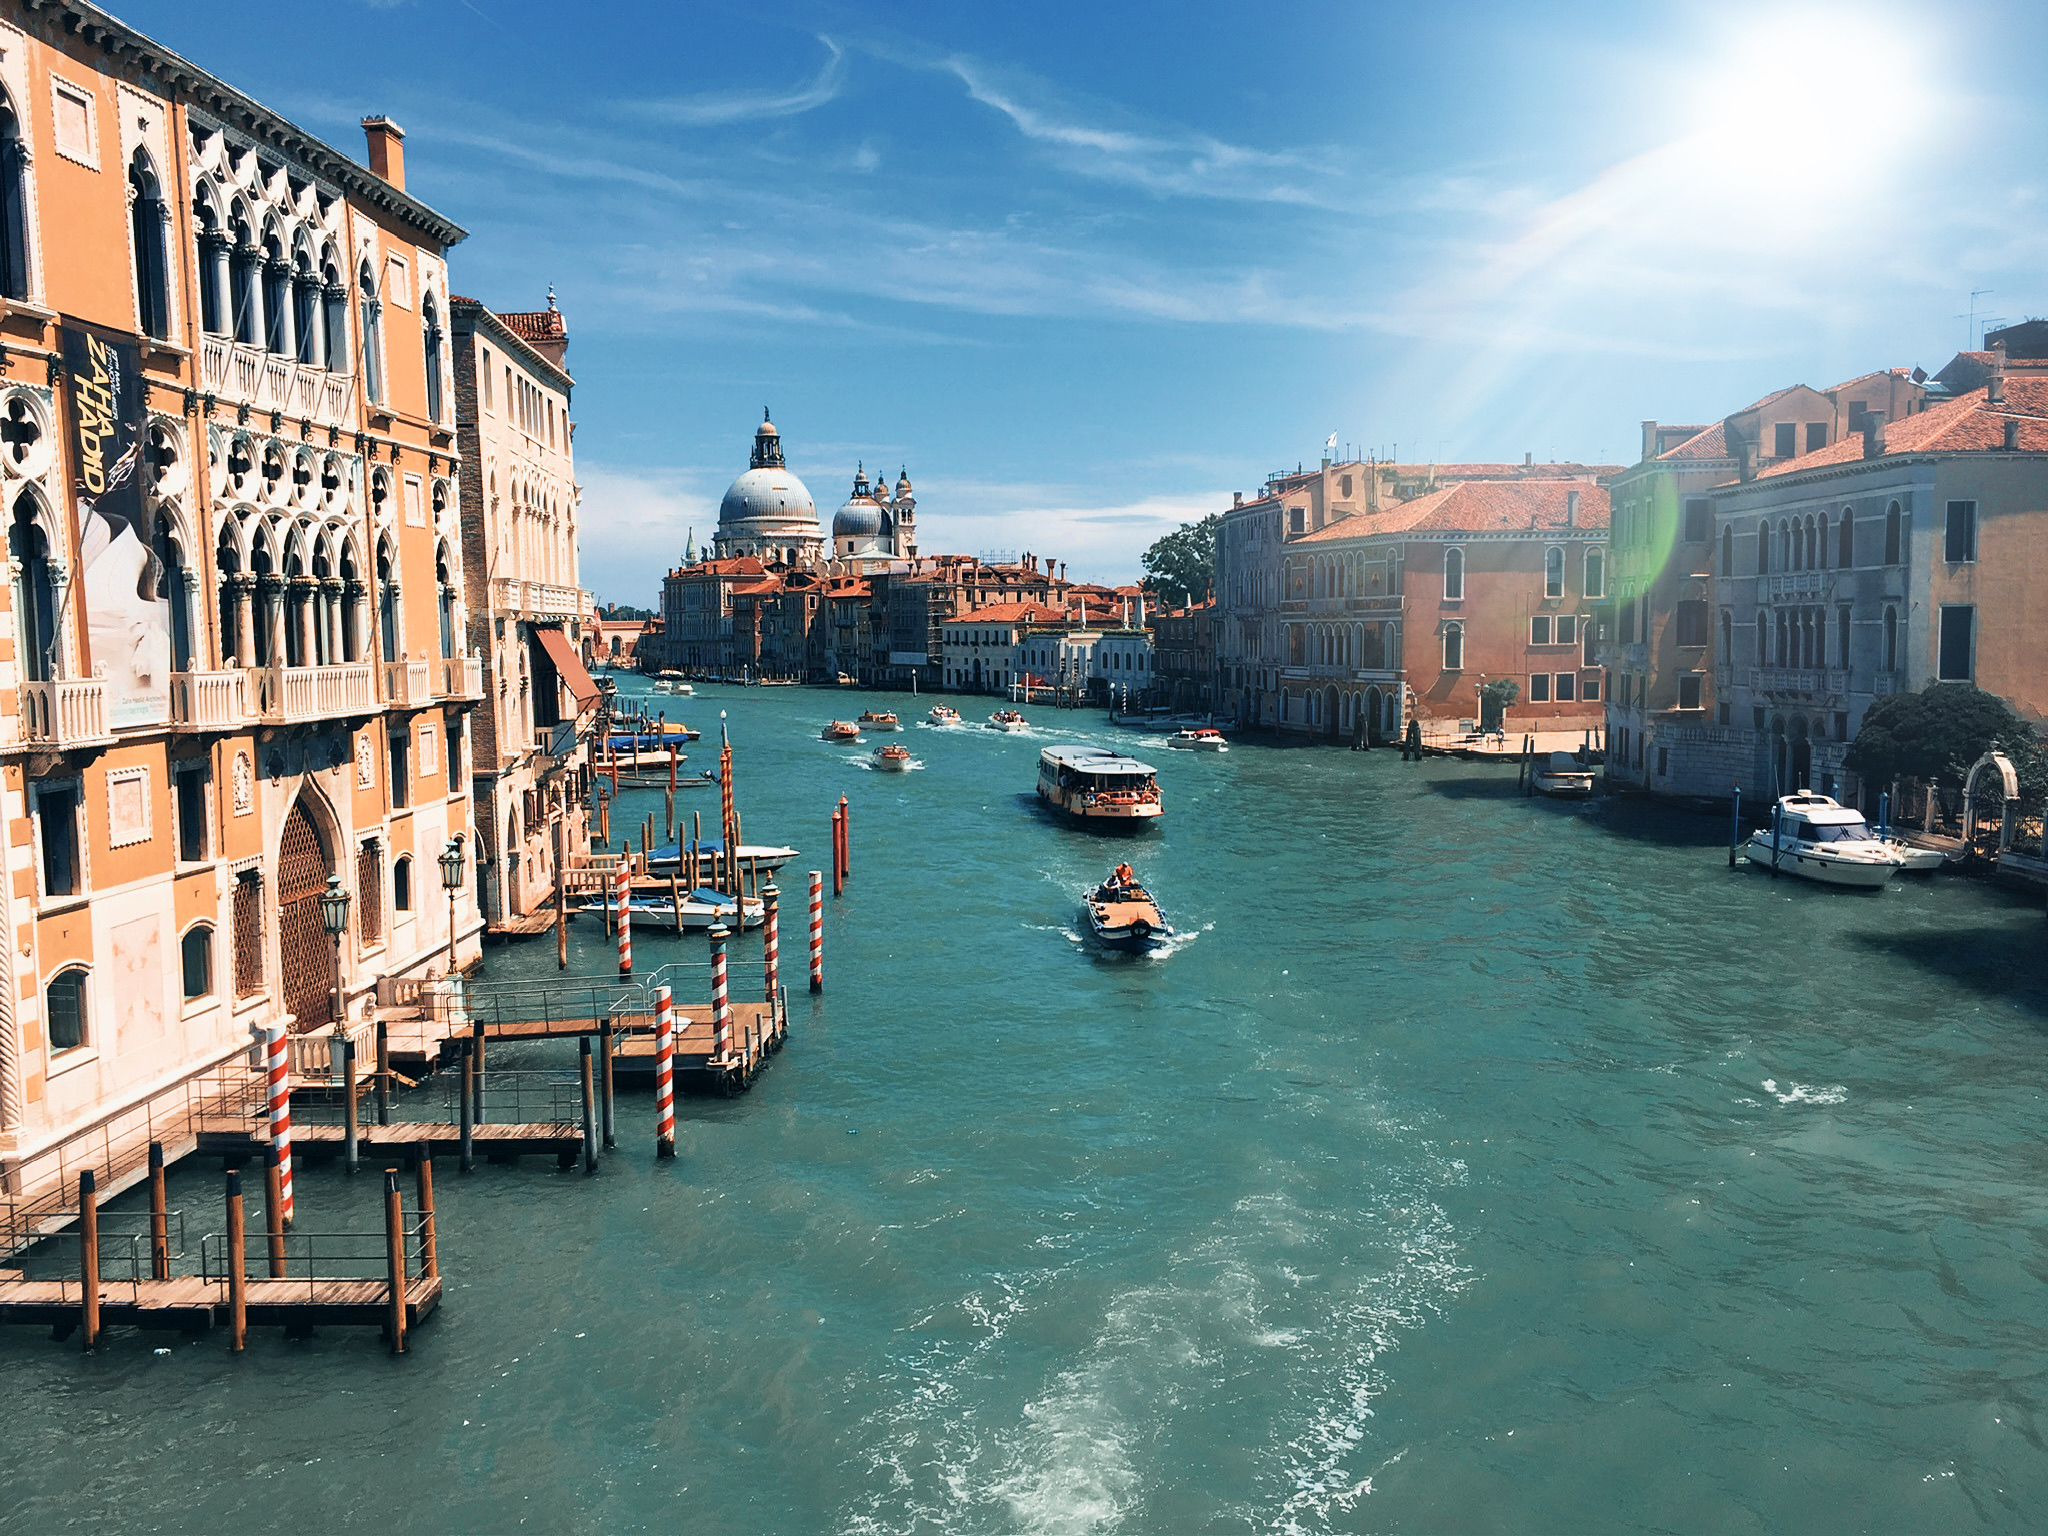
[1037,745,1163,825]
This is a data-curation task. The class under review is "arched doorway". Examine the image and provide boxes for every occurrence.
[1325,685,1340,741]
[278,798,336,1032]
[1790,718,1812,792]
[1366,686,1384,744]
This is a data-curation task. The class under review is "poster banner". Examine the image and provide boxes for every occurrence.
[61,321,168,730]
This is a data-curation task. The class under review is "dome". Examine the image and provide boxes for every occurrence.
[719,466,816,528]
[834,496,884,539]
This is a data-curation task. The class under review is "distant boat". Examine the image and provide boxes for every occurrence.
[1742,794,1899,888]
[1530,751,1594,797]
[858,710,902,731]
[927,705,961,726]
[1165,727,1227,752]
[644,840,799,876]
[579,888,764,930]
[822,720,862,743]
[873,743,913,773]
[987,709,1029,732]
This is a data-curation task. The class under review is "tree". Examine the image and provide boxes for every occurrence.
[1845,684,2048,804]
[1139,514,1219,604]
[1479,677,1519,733]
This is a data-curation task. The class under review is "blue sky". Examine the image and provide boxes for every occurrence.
[122,0,2047,602]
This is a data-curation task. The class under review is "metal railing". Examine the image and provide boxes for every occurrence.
[200,1217,434,1299]
[9,1212,191,1298]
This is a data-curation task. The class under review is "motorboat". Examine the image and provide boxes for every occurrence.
[645,839,800,877]
[1742,794,1900,888]
[873,743,913,772]
[1037,745,1163,829]
[822,720,862,743]
[1165,728,1228,752]
[1878,832,1947,873]
[858,710,902,731]
[988,710,1029,732]
[1530,751,1595,797]
[927,705,962,726]
[1082,867,1172,952]
[578,888,765,931]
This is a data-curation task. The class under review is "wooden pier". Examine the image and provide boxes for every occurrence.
[1,1273,442,1336]
[196,1119,586,1167]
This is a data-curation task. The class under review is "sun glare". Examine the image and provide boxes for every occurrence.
[1689,11,1929,166]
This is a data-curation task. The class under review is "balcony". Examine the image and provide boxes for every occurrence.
[199,337,355,430]
[1751,666,1848,697]
[1758,572,1833,602]
[489,578,589,620]
[18,678,111,748]
[440,656,484,700]
[383,660,434,709]
[250,662,376,723]
[169,670,251,730]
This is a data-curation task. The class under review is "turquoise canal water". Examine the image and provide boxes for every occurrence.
[7,675,2048,1533]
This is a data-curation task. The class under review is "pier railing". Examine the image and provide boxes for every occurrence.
[11,1212,191,1296]
[200,1217,435,1298]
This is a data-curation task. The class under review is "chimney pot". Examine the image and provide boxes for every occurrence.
[1524,451,1533,466]
[1640,420,1658,462]
[1988,340,2007,406]
[1862,420,1887,459]
[1566,490,1580,527]
[361,116,406,190]
[1233,491,1243,508]
[2005,416,2021,451]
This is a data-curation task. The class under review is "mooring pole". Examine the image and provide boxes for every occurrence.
[762,883,780,1001]
[342,1037,360,1176]
[383,1169,407,1356]
[264,1145,288,1278]
[1772,802,1783,879]
[579,1035,599,1175]
[654,984,676,1160]
[1729,786,1742,867]
[472,1019,487,1124]
[458,1040,475,1173]
[808,870,824,992]
[148,1141,170,1281]
[415,1155,438,1279]
[225,1169,247,1353]
[599,1019,616,1149]
[78,1169,99,1352]
[375,1018,390,1127]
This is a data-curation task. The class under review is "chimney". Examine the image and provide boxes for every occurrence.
[1566,490,1580,527]
[1524,451,1533,466]
[1861,419,1887,459]
[1233,491,1243,508]
[1988,340,2006,405]
[361,116,406,189]
[2005,416,2021,451]
[1739,436,1759,482]
[1640,420,1658,462]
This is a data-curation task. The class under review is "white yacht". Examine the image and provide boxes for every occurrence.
[1530,751,1594,797]
[1742,794,1901,888]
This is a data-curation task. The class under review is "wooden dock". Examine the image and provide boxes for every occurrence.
[609,1002,783,1094]
[196,1119,584,1166]
[0,1273,442,1336]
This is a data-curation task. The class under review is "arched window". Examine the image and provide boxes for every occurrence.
[1544,546,1564,599]
[1443,547,1464,601]
[1783,520,1797,572]
[376,537,399,663]
[1721,524,1732,577]
[262,233,290,356]
[293,248,321,366]
[1757,519,1770,574]
[359,261,383,403]
[1755,613,1767,667]
[1839,508,1854,568]
[422,294,444,422]
[1883,606,1898,671]
[152,511,192,673]
[193,203,226,335]
[322,255,349,373]
[1775,609,1789,667]
[393,855,413,912]
[10,491,56,681]
[1719,609,1732,664]
[1442,621,1464,671]
[1884,502,1902,564]
[47,966,88,1052]
[181,925,213,999]
[436,543,456,659]
[1816,512,1830,569]
[0,93,31,300]
[216,523,241,665]
[230,217,259,345]
[129,152,170,340]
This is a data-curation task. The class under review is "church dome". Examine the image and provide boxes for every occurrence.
[834,496,884,539]
[721,467,816,526]
[714,408,821,557]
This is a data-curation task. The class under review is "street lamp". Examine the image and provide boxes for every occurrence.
[439,836,466,978]
[319,873,351,1081]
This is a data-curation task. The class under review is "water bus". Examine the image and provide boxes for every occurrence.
[1037,745,1163,829]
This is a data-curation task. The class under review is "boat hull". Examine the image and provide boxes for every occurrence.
[873,755,911,772]
[1037,786,1162,830]
[1532,772,1594,797]
[1742,835,1897,887]
[1083,901,1171,951]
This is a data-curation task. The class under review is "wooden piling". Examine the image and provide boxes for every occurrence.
[599,1020,616,1149]
[383,1170,407,1355]
[342,1038,360,1175]
[555,818,569,971]
[579,1036,599,1175]
[665,783,675,842]
[472,1019,486,1124]
[669,870,683,935]
[600,792,610,846]
[458,1040,475,1173]
[1729,785,1742,868]
[225,1169,247,1353]
[148,1141,170,1281]
[78,1169,99,1351]
[831,809,844,897]
[264,1145,288,1278]
[415,1155,437,1280]
[375,1018,390,1126]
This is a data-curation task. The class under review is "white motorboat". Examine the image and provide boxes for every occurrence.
[988,710,1030,732]
[858,710,902,731]
[1165,728,1228,752]
[927,705,961,725]
[1742,794,1900,888]
[873,743,913,772]
[645,839,800,877]
[1879,833,1947,873]
[1530,751,1595,797]
[579,888,764,930]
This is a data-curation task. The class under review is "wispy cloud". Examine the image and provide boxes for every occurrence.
[622,37,845,126]
[575,464,715,603]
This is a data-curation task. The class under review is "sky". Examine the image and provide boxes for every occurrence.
[118,0,2048,603]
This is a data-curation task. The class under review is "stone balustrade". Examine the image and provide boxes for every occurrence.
[383,660,433,708]
[169,669,251,730]
[250,661,376,723]
[18,678,111,747]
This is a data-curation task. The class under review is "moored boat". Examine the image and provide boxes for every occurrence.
[1037,745,1163,829]
[927,705,961,725]
[873,743,913,772]
[1165,727,1228,752]
[858,710,902,731]
[578,888,765,931]
[1742,794,1900,888]
[644,839,800,876]
[822,720,862,743]
[1082,864,1172,952]
[1530,751,1595,797]
[988,709,1029,732]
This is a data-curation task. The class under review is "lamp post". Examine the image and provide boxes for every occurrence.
[318,873,351,1025]
[439,836,466,979]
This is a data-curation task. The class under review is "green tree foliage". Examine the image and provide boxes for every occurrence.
[1479,677,1520,731]
[1845,684,2048,803]
[1139,514,1220,604]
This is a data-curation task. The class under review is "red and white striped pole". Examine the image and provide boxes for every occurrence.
[265,1025,294,1228]
[762,884,780,1002]
[654,983,675,1160]
[616,860,632,976]
[710,923,732,1063]
[808,870,824,992]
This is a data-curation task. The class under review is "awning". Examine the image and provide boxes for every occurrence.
[536,627,602,709]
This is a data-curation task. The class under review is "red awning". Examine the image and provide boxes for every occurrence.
[535,627,602,709]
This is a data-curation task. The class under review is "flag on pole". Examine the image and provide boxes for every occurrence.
[1325,432,1338,450]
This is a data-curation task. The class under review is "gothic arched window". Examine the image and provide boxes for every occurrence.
[129,152,171,340]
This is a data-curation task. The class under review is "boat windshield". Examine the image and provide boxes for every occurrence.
[1805,820,1871,844]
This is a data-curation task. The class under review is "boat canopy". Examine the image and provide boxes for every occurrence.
[1040,745,1157,778]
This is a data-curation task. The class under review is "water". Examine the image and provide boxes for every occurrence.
[7,678,2048,1533]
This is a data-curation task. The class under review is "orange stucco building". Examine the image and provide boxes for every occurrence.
[0,4,495,1210]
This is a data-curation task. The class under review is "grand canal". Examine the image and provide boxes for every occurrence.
[6,675,2048,1533]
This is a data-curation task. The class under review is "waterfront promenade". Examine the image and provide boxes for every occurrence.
[4,675,2046,1532]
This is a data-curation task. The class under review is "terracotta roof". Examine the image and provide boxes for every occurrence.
[499,308,566,344]
[1657,422,1731,461]
[1754,380,2048,479]
[941,601,1064,626]
[675,557,765,577]
[1295,479,1611,541]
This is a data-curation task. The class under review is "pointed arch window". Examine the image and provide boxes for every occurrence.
[377,538,399,664]
[263,235,291,356]
[435,543,456,659]
[1884,502,1902,565]
[359,261,384,403]
[1544,546,1564,599]
[230,219,260,345]
[152,510,193,673]
[322,256,349,373]
[0,94,29,300]
[129,151,171,340]
[9,491,56,681]
[1756,519,1770,574]
[422,294,445,422]
[293,250,321,366]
